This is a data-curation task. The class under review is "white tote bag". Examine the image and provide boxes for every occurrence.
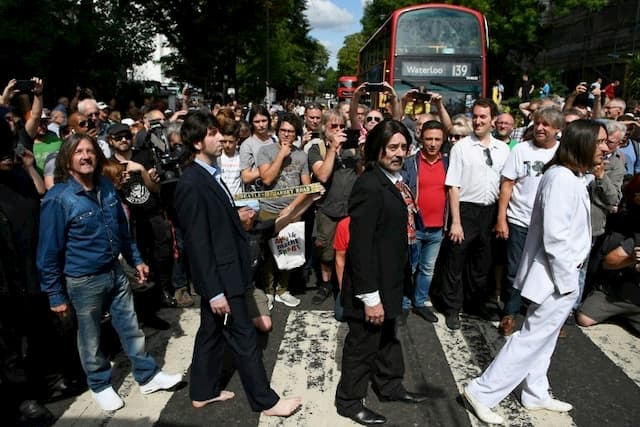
[267,221,306,270]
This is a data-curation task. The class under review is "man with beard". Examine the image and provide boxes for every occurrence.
[336,119,427,425]
[495,107,564,336]
[37,134,181,412]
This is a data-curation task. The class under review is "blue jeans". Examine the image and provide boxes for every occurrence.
[66,263,159,392]
[503,223,528,315]
[403,228,443,309]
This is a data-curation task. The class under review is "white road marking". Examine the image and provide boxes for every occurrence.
[579,323,640,387]
[54,308,199,426]
[433,313,576,427]
[258,310,358,427]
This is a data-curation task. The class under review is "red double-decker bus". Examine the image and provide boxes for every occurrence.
[358,3,488,114]
[337,76,358,101]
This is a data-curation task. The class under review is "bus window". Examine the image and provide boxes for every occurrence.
[396,9,481,56]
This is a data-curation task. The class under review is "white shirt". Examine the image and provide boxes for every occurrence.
[445,134,510,205]
[217,151,243,195]
[502,140,559,228]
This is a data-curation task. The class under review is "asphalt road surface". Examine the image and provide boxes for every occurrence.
[46,282,640,427]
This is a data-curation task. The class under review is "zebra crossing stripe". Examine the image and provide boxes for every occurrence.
[579,323,640,388]
[258,310,357,427]
[54,308,199,426]
[432,313,576,427]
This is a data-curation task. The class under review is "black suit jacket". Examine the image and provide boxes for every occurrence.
[342,165,409,320]
[174,162,250,302]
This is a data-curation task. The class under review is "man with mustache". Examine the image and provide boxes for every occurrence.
[37,134,181,412]
[336,119,427,426]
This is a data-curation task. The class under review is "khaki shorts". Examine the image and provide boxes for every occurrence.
[578,289,640,333]
[246,287,270,319]
[315,211,339,264]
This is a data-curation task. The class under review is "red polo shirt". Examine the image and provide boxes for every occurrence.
[417,152,446,227]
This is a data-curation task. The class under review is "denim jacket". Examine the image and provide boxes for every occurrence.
[37,176,143,307]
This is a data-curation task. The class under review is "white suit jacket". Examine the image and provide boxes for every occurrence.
[514,165,592,304]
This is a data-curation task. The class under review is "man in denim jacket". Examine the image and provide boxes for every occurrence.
[37,134,181,412]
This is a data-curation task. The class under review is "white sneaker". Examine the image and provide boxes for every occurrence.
[463,386,504,425]
[267,294,274,311]
[523,398,573,412]
[92,386,124,411]
[140,371,182,395]
[275,291,300,307]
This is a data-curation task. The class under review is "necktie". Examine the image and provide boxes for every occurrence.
[395,180,417,245]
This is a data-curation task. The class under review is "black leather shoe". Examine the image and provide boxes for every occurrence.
[19,400,54,421]
[312,284,331,305]
[413,306,438,323]
[445,311,460,330]
[339,407,387,425]
[161,291,178,308]
[380,390,428,404]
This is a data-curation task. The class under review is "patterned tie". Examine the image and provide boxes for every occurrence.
[395,180,417,245]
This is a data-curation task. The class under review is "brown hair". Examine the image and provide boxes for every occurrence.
[54,133,106,184]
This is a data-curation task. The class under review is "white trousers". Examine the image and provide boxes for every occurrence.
[467,289,578,408]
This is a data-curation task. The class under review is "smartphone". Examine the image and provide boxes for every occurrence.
[14,80,34,93]
[365,82,385,92]
[412,92,432,102]
[310,131,320,139]
[343,129,360,150]
[87,118,97,130]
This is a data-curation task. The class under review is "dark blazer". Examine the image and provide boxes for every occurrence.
[174,162,250,302]
[342,165,409,320]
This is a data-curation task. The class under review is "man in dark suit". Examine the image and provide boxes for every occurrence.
[174,110,301,416]
[336,120,427,425]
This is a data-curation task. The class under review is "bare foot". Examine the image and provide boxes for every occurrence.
[262,397,303,417]
[192,390,235,408]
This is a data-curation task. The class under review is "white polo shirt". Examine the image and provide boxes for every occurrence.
[445,134,510,205]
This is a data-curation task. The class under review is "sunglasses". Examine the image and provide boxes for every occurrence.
[78,120,89,127]
[330,123,346,129]
[484,147,493,167]
[450,134,463,140]
[111,133,132,141]
[366,116,382,123]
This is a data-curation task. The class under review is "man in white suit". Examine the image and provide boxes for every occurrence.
[462,120,608,425]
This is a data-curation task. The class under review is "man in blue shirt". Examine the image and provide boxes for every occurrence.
[37,134,181,412]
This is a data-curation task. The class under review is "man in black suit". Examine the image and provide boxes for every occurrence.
[174,110,301,416]
[336,120,427,425]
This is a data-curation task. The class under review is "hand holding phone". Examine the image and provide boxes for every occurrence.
[365,82,385,93]
[343,129,360,150]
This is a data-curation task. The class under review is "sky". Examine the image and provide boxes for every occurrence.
[305,0,368,70]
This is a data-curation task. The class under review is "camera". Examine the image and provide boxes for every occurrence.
[87,118,98,130]
[14,80,34,93]
[365,82,385,92]
[412,92,432,102]
[343,129,360,150]
[144,121,183,184]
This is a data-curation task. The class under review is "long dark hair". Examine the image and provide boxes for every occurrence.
[54,133,106,184]
[543,119,604,174]
[363,119,412,170]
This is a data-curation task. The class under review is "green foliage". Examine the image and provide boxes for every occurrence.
[0,0,155,101]
[337,33,365,76]
[624,54,640,102]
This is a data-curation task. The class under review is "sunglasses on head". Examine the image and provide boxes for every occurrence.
[366,116,382,123]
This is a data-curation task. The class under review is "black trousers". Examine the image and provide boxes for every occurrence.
[335,318,405,415]
[441,202,497,313]
[190,294,279,411]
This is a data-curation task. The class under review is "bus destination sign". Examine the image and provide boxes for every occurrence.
[400,61,478,79]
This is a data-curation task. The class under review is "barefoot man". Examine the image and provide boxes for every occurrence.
[174,110,301,416]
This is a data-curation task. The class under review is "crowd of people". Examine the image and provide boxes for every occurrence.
[1,74,639,426]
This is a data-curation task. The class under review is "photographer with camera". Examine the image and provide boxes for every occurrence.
[349,81,402,136]
[563,81,602,119]
[1,77,44,154]
[308,108,363,305]
[577,175,640,334]
[107,123,177,327]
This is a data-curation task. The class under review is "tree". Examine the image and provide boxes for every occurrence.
[337,33,365,77]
